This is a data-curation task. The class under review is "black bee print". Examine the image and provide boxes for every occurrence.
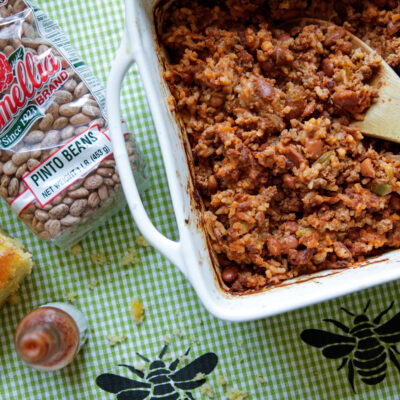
[301,300,400,392]
[96,346,218,400]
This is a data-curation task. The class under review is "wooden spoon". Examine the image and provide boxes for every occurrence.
[283,18,400,143]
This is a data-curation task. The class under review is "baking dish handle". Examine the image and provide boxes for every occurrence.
[107,32,185,274]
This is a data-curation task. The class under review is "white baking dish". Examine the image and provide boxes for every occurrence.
[107,0,400,322]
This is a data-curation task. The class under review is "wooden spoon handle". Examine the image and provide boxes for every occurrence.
[352,67,400,143]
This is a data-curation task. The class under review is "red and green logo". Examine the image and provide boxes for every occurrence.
[0,46,68,149]
[0,53,13,92]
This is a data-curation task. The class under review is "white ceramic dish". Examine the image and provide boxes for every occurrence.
[107,0,400,322]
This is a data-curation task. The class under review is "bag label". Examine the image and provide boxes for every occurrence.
[0,104,44,148]
[23,125,112,207]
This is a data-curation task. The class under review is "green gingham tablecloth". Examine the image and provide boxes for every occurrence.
[1,1,400,399]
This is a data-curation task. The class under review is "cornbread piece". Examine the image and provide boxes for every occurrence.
[107,333,127,347]
[0,231,33,307]
[161,0,400,292]
[131,298,145,324]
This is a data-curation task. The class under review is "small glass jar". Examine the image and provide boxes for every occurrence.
[15,302,89,372]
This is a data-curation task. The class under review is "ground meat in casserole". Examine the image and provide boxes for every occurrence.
[160,0,400,292]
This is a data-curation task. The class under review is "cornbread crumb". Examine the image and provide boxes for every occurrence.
[121,248,139,266]
[136,362,146,372]
[136,235,150,247]
[256,375,267,385]
[195,372,206,381]
[131,298,145,324]
[200,383,214,398]
[107,333,127,346]
[190,335,200,345]
[91,252,107,265]
[163,354,173,361]
[7,292,20,305]
[225,388,248,400]
[71,244,82,255]
[87,279,98,290]
[179,354,189,365]
[217,374,227,386]
[65,292,78,303]
[163,334,171,344]
[173,328,183,338]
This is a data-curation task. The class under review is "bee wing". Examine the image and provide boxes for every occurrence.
[322,344,356,359]
[170,353,218,382]
[96,373,151,394]
[375,311,400,342]
[301,329,355,359]
[174,379,206,391]
[117,390,150,400]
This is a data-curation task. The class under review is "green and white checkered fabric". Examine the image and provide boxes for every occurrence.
[1,1,400,399]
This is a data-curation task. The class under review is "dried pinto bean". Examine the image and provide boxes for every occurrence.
[49,204,69,219]
[69,199,87,217]
[59,103,81,117]
[8,177,19,196]
[53,117,69,130]
[84,174,103,190]
[88,192,100,208]
[54,90,73,105]
[44,220,62,237]
[82,105,101,117]
[15,164,27,178]
[38,114,54,131]
[3,160,17,175]
[70,113,91,125]
[74,82,88,97]
[98,185,108,201]
[24,130,44,144]
[34,209,49,222]
[12,152,30,166]
[69,188,89,198]
[97,168,114,177]
[60,215,81,226]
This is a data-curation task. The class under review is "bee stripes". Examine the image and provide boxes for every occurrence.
[301,301,400,392]
[96,346,218,400]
